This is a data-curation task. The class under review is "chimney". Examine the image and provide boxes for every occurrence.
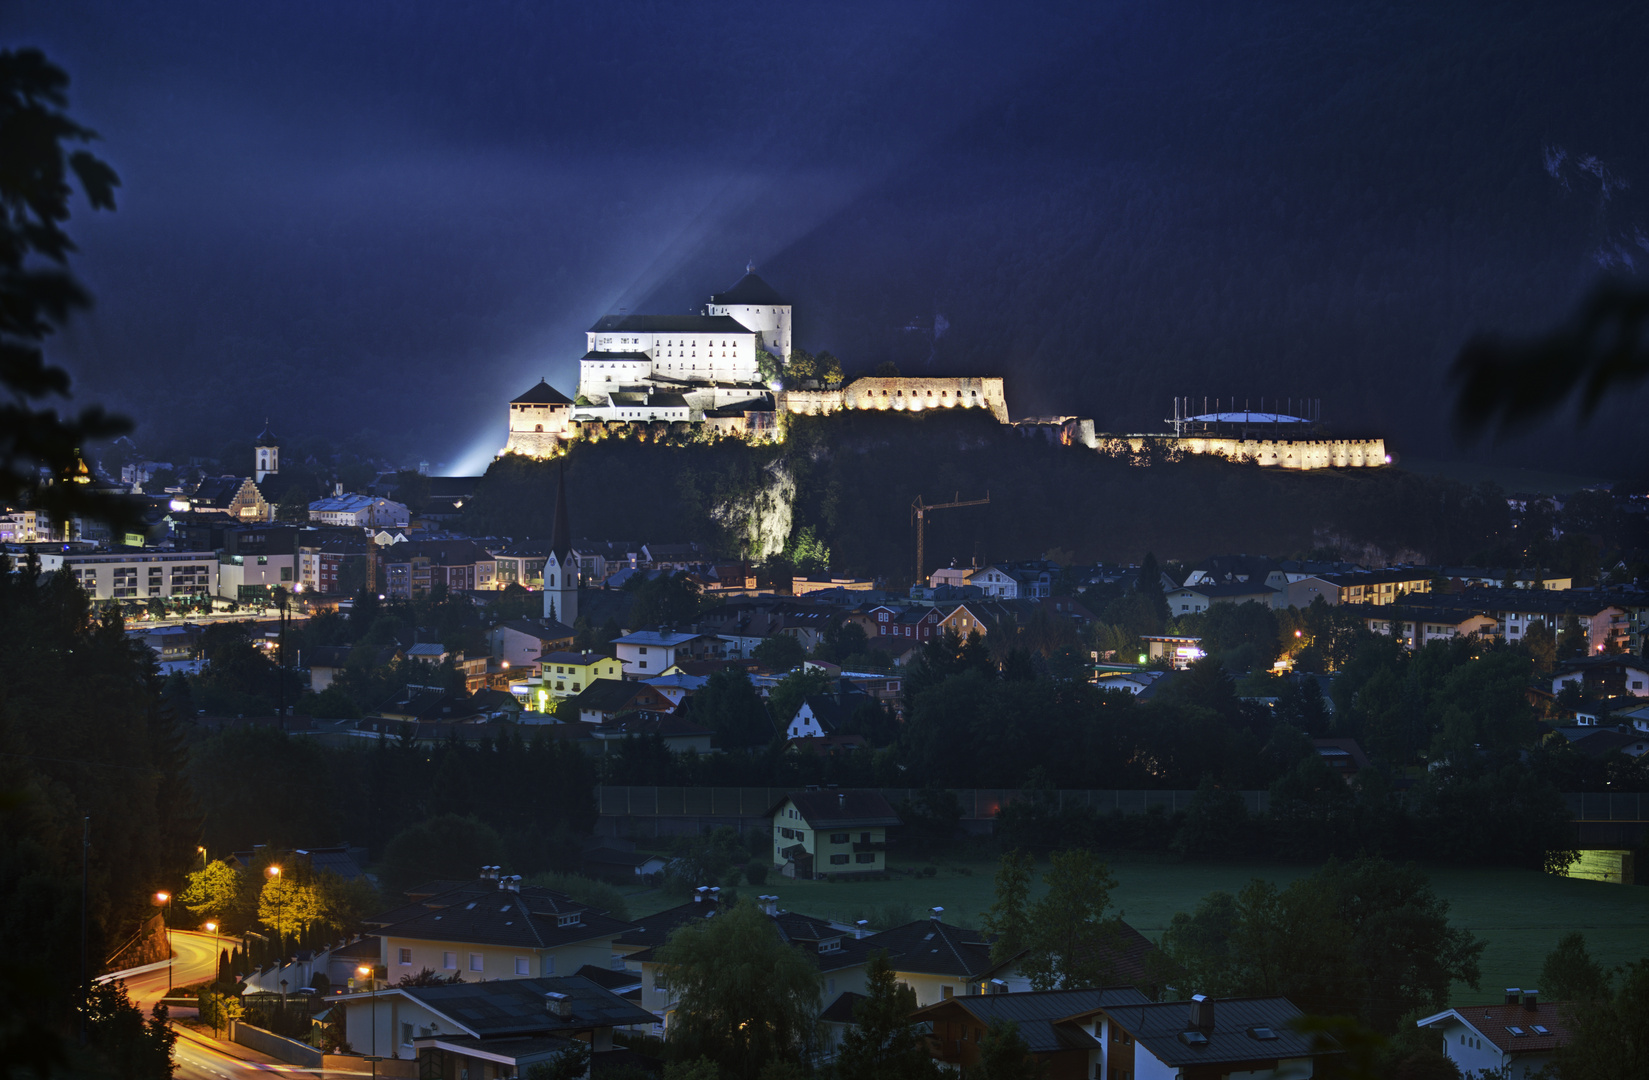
[480,865,496,880]
[1505,988,1522,1006]
[1523,990,1539,1012]
[989,978,1007,995]
[545,991,571,1018]
[929,906,944,921]
[854,919,869,939]
[1190,994,1214,1030]
[709,887,722,905]
[838,792,847,809]
[693,886,709,904]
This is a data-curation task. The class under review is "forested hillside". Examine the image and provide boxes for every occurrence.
[462,412,1514,581]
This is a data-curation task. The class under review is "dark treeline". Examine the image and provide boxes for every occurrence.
[188,726,597,877]
[463,411,1519,583]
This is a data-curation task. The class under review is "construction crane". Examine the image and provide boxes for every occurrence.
[912,491,990,586]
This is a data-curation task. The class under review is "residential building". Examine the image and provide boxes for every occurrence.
[863,911,1024,1007]
[613,630,721,676]
[335,974,656,1076]
[614,889,874,1037]
[491,540,550,590]
[516,650,625,712]
[1096,994,1332,1080]
[792,574,875,595]
[768,789,900,879]
[1166,581,1279,615]
[1552,656,1649,698]
[1362,606,1498,649]
[1183,554,1291,592]
[37,549,219,602]
[562,678,675,725]
[307,493,410,529]
[366,870,635,987]
[1315,567,1435,606]
[0,509,40,543]
[968,564,1026,599]
[489,618,576,668]
[913,986,1152,1077]
[1418,989,1572,1079]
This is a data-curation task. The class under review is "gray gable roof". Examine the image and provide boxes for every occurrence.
[914,987,1152,1052]
[371,878,634,950]
[1107,996,1323,1068]
[588,314,752,334]
[391,975,656,1037]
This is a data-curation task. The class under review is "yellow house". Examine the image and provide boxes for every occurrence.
[369,869,635,983]
[518,650,625,713]
[768,789,901,879]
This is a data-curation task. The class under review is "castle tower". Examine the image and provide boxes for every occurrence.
[708,263,792,362]
[254,421,280,484]
[543,461,578,626]
[504,379,573,459]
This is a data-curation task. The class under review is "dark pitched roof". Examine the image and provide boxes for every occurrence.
[497,619,575,642]
[615,896,871,971]
[572,964,642,995]
[308,645,353,668]
[769,789,901,829]
[1107,997,1322,1068]
[912,987,1152,1053]
[570,678,673,716]
[864,918,1004,980]
[388,975,656,1037]
[512,380,573,406]
[255,422,279,444]
[1175,581,1279,599]
[710,271,789,307]
[588,314,752,334]
[819,991,867,1024]
[370,877,635,950]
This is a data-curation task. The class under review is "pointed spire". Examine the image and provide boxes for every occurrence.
[550,459,572,560]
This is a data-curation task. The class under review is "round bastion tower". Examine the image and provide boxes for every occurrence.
[708,263,792,362]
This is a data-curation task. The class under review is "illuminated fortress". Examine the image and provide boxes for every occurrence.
[501,270,1383,470]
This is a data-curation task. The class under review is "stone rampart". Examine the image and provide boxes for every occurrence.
[780,376,1009,424]
[1098,435,1388,469]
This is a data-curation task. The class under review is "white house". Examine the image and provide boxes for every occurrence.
[37,550,219,602]
[612,630,719,677]
[1417,991,1572,1079]
[967,565,1022,599]
[1166,581,1279,614]
[307,493,411,529]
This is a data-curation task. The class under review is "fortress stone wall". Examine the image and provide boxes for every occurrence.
[779,376,1009,423]
[1097,434,1388,469]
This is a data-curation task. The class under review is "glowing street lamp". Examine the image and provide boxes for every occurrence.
[266,865,284,966]
[155,892,173,992]
[204,920,220,983]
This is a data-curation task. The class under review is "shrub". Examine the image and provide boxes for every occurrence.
[744,860,768,886]
[525,871,631,921]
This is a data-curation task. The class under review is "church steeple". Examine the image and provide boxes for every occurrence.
[543,460,578,626]
[254,419,280,484]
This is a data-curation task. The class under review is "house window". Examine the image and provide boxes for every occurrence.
[830,833,849,844]
[398,948,412,966]
[856,853,875,863]
[941,986,954,999]
[470,953,484,972]
[861,832,872,843]
[515,957,529,976]
[443,952,457,970]
[401,1022,413,1047]
[545,956,555,975]
[830,854,849,865]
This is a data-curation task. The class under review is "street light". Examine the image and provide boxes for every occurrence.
[266,865,283,969]
[358,964,378,1080]
[155,892,173,992]
[205,921,220,984]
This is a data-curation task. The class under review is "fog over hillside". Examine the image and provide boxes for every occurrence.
[15,0,1649,474]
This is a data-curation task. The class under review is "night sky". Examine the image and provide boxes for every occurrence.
[12,1,1648,475]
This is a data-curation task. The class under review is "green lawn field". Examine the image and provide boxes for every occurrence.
[626,852,1649,1006]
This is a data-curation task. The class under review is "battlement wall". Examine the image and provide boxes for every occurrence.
[1097,434,1388,469]
[780,376,1009,424]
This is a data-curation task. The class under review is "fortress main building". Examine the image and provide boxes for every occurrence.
[502,267,1007,457]
[501,268,1382,470]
